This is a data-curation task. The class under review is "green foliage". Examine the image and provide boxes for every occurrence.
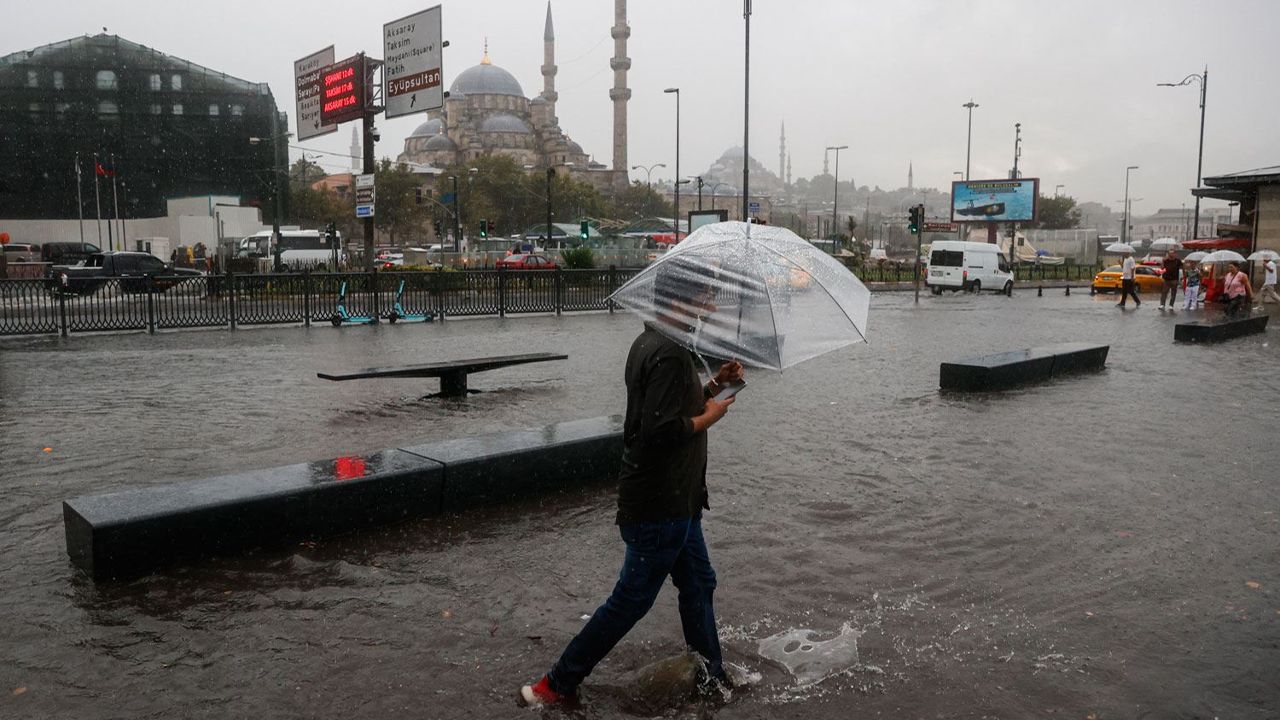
[374,159,430,244]
[1035,194,1082,230]
[560,247,596,269]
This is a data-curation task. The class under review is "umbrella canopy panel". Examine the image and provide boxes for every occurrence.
[609,222,871,371]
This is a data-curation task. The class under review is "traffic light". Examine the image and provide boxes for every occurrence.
[479,219,488,238]
[579,220,589,241]
[325,222,337,243]
[908,205,923,235]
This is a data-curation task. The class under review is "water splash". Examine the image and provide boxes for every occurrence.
[757,622,863,688]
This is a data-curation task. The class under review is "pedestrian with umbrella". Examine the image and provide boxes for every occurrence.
[518,222,871,707]
[1106,242,1141,308]
[1249,250,1280,306]
[1156,243,1182,310]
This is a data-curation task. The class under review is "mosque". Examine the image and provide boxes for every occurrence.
[396,1,630,192]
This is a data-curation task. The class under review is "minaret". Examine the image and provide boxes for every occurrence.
[908,162,914,192]
[350,126,360,171]
[786,152,792,186]
[541,3,558,116]
[823,149,829,176]
[778,122,786,184]
[610,0,631,187]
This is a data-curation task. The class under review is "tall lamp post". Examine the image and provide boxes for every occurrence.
[742,0,752,222]
[248,127,293,271]
[962,99,979,180]
[826,145,848,252]
[664,87,681,233]
[545,167,555,248]
[1122,165,1139,246]
[708,182,728,211]
[449,175,461,253]
[1054,184,1064,197]
[631,163,666,189]
[1158,66,1208,239]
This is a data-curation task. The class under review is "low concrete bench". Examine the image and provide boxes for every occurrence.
[318,352,568,396]
[64,415,623,581]
[1174,314,1268,343]
[940,342,1109,392]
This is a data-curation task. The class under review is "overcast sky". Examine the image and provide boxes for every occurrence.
[8,0,1279,213]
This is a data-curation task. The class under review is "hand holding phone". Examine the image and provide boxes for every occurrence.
[713,379,746,402]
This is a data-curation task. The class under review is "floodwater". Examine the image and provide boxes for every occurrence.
[1,292,1277,719]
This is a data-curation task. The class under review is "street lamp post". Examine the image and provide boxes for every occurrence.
[631,163,666,189]
[962,99,979,180]
[1054,184,1064,197]
[1158,66,1208,239]
[545,167,555,249]
[695,176,704,211]
[742,0,752,222]
[826,145,848,252]
[664,87,680,233]
[1122,165,1139,246]
[708,182,728,211]
[450,175,461,253]
[248,126,293,271]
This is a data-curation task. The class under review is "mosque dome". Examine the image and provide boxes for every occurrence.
[479,114,532,134]
[530,95,548,106]
[424,134,458,151]
[450,59,525,98]
[566,139,583,154]
[409,118,442,137]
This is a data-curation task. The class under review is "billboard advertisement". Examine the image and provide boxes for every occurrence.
[950,178,1039,223]
[383,6,444,119]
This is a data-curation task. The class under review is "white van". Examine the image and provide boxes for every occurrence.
[926,240,1014,295]
[237,230,344,268]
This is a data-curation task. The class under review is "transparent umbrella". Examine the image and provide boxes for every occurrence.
[608,222,871,371]
[1149,237,1182,252]
[1201,250,1247,263]
[1184,251,1208,262]
[1247,250,1280,262]
[1105,242,1135,254]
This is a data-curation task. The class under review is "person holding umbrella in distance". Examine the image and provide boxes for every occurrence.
[1117,247,1141,308]
[518,262,743,708]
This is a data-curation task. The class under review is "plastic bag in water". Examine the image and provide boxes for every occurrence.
[757,623,863,687]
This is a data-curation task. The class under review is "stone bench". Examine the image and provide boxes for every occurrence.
[318,352,569,397]
[939,342,1109,392]
[1174,314,1268,343]
[64,416,623,581]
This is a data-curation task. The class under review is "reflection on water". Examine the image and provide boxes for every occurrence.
[2,297,1278,719]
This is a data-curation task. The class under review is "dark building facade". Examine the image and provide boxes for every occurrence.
[0,34,285,219]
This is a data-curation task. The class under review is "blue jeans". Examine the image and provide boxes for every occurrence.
[547,515,723,695]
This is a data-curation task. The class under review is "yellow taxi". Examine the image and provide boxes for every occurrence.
[1091,264,1165,295]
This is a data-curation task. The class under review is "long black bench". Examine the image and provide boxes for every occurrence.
[940,342,1109,392]
[317,352,568,396]
[1174,314,1268,343]
[64,416,623,581]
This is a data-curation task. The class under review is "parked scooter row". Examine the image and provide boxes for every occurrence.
[330,280,435,326]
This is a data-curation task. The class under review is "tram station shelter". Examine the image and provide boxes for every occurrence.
[1196,166,1280,266]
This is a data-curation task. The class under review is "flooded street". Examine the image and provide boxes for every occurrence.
[2,292,1278,719]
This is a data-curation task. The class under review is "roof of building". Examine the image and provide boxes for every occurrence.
[409,118,443,138]
[450,59,525,98]
[1204,165,1280,186]
[479,113,532,134]
[424,134,458,151]
[0,34,269,94]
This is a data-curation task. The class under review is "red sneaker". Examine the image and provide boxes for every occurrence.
[518,675,568,708]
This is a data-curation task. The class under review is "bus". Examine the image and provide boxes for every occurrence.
[237,230,344,268]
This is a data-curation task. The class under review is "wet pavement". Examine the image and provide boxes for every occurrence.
[1,292,1277,719]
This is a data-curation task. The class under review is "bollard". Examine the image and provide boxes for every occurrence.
[1065,286,1071,296]
[1038,286,1043,297]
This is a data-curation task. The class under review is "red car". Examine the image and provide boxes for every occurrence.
[496,253,558,270]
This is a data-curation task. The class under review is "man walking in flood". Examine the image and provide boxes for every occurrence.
[1159,248,1181,310]
[1117,250,1141,308]
[519,265,743,708]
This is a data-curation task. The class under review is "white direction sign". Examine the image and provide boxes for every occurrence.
[355,173,376,218]
[294,46,337,141]
[383,6,444,119]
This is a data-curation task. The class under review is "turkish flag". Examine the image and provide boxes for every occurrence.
[95,162,115,177]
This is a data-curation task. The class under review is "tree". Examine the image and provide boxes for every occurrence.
[374,159,429,245]
[289,157,326,188]
[1035,194,1081,230]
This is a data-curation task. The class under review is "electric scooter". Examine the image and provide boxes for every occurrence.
[330,281,379,326]
[385,279,435,323]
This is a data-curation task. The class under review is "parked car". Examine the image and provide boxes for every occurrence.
[925,240,1014,295]
[3,243,41,263]
[496,253,558,270]
[1091,264,1164,295]
[41,241,101,265]
[48,252,203,295]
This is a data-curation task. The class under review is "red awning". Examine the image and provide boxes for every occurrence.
[1182,237,1250,251]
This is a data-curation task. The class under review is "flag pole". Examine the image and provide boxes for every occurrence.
[93,152,103,249]
[119,177,128,249]
[75,153,86,253]
[110,154,121,251]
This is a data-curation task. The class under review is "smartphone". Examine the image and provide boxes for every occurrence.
[713,379,746,402]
